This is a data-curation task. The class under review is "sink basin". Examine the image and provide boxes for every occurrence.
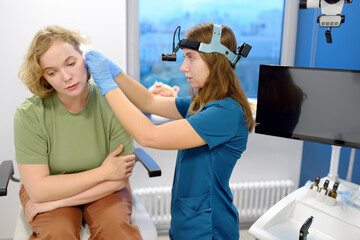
[249,184,360,240]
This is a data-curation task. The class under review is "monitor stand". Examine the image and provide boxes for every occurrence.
[328,145,341,182]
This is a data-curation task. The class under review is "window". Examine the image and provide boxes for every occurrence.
[139,0,285,98]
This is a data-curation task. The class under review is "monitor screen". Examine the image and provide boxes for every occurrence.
[255,65,360,149]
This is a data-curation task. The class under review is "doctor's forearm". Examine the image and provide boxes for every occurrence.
[114,72,155,112]
[105,88,158,147]
[105,88,202,150]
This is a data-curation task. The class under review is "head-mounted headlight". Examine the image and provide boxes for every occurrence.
[161,24,251,70]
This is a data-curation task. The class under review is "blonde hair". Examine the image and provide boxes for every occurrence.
[18,25,90,98]
[186,22,255,132]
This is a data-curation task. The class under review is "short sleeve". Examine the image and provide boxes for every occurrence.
[109,114,134,155]
[187,99,242,149]
[14,108,48,164]
[175,96,192,118]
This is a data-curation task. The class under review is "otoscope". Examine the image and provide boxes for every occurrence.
[299,216,314,240]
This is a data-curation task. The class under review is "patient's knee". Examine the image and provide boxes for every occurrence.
[87,217,141,240]
[30,207,82,240]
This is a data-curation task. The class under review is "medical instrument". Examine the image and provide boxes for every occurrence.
[328,182,339,199]
[310,176,320,191]
[299,216,314,240]
[162,24,251,69]
[319,179,330,195]
[299,0,352,43]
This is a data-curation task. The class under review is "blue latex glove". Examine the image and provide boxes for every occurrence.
[85,50,121,95]
[107,57,122,79]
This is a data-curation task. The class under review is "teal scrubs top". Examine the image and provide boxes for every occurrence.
[169,97,249,240]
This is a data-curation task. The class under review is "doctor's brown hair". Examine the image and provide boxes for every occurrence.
[186,22,255,132]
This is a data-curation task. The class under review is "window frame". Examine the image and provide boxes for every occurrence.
[126,0,299,83]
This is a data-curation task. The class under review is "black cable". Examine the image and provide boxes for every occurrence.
[172,26,181,53]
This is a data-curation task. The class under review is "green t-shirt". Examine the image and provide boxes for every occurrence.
[14,82,133,175]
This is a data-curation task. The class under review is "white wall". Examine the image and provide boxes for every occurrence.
[0,0,127,238]
[0,0,303,239]
[131,134,303,191]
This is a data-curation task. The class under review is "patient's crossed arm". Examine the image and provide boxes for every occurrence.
[0,148,161,197]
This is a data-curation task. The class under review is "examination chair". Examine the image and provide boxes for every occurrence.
[0,148,161,240]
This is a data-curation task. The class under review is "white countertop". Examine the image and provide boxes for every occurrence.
[249,179,360,240]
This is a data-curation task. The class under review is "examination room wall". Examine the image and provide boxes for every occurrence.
[0,1,302,239]
[294,2,360,187]
[0,0,127,238]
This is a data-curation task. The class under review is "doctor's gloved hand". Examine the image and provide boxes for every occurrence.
[85,50,121,95]
[107,57,123,79]
[86,50,123,78]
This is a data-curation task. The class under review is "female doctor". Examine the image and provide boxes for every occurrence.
[86,22,255,240]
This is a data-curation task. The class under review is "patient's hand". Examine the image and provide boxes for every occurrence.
[24,199,58,223]
[101,144,135,181]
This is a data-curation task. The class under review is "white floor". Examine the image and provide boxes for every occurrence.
[158,228,256,240]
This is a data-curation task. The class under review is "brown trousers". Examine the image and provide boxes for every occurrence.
[19,184,142,240]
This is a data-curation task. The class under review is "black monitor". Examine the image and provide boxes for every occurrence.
[255,65,360,149]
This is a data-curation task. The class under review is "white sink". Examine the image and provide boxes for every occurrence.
[249,183,360,240]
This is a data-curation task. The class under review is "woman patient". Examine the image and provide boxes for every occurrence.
[14,25,141,240]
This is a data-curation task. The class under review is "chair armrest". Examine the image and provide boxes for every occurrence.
[0,160,20,197]
[133,148,161,178]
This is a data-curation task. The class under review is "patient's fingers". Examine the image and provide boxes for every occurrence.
[110,144,124,157]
